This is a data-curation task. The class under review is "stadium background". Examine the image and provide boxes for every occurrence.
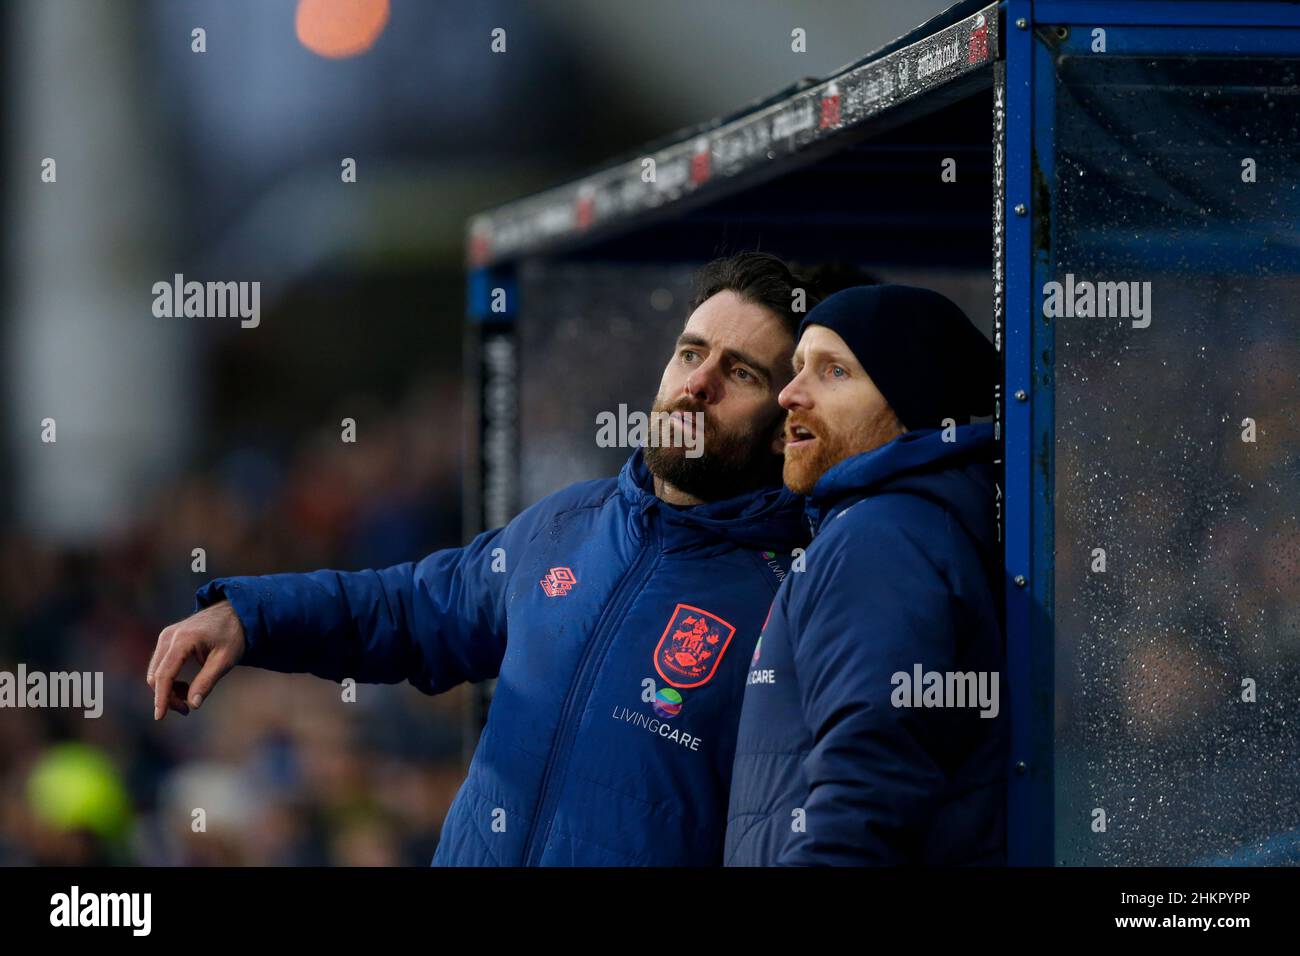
[0,0,960,866]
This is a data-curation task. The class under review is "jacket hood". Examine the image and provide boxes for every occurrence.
[619,449,807,552]
[806,423,997,552]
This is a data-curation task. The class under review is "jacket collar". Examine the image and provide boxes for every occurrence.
[805,423,995,534]
[617,449,807,552]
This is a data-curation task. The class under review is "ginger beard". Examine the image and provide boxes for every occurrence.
[782,400,904,496]
[643,395,784,502]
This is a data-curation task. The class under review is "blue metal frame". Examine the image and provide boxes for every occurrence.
[1054,24,1300,53]
[1005,0,1300,866]
[465,263,521,756]
[1034,2,1300,28]
[1003,0,1052,867]
[467,266,518,324]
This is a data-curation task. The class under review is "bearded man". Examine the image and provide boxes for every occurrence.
[148,252,818,866]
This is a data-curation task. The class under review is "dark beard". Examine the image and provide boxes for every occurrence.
[642,399,783,502]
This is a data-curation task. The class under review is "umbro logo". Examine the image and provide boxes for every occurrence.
[540,566,577,598]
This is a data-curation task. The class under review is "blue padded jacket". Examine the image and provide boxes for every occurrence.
[195,449,806,865]
[724,424,1007,865]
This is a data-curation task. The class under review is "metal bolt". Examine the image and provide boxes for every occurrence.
[1014,203,1027,216]
[1014,575,1027,588]
[1015,761,1027,774]
[1016,17,1027,29]
[1014,389,1027,402]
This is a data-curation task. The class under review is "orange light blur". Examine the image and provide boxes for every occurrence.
[296,0,390,59]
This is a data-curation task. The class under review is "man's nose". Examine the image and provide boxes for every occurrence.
[683,358,721,404]
[778,371,809,411]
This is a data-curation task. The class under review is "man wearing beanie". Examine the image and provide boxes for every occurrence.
[724,284,1007,866]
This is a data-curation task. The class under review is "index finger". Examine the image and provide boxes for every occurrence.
[147,624,175,688]
[152,634,193,721]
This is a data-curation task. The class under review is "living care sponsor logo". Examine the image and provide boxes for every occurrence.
[746,607,776,685]
[610,678,702,751]
[746,664,776,686]
[760,550,786,582]
[746,634,775,685]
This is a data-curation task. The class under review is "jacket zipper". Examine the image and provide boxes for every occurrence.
[520,521,661,865]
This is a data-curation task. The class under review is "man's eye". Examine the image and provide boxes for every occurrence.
[829,365,846,378]
[682,349,698,362]
[735,368,752,381]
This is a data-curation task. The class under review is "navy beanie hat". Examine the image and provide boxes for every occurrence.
[796,284,997,432]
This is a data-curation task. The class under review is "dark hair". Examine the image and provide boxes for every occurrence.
[792,260,881,299]
[688,251,817,340]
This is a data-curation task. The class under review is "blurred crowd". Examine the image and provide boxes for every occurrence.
[0,374,470,866]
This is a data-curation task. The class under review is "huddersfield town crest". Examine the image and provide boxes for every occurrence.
[654,603,736,689]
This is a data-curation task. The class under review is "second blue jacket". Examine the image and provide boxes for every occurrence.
[194,449,806,865]
[725,424,1007,865]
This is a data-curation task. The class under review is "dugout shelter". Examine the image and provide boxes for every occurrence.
[465,0,1300,866]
